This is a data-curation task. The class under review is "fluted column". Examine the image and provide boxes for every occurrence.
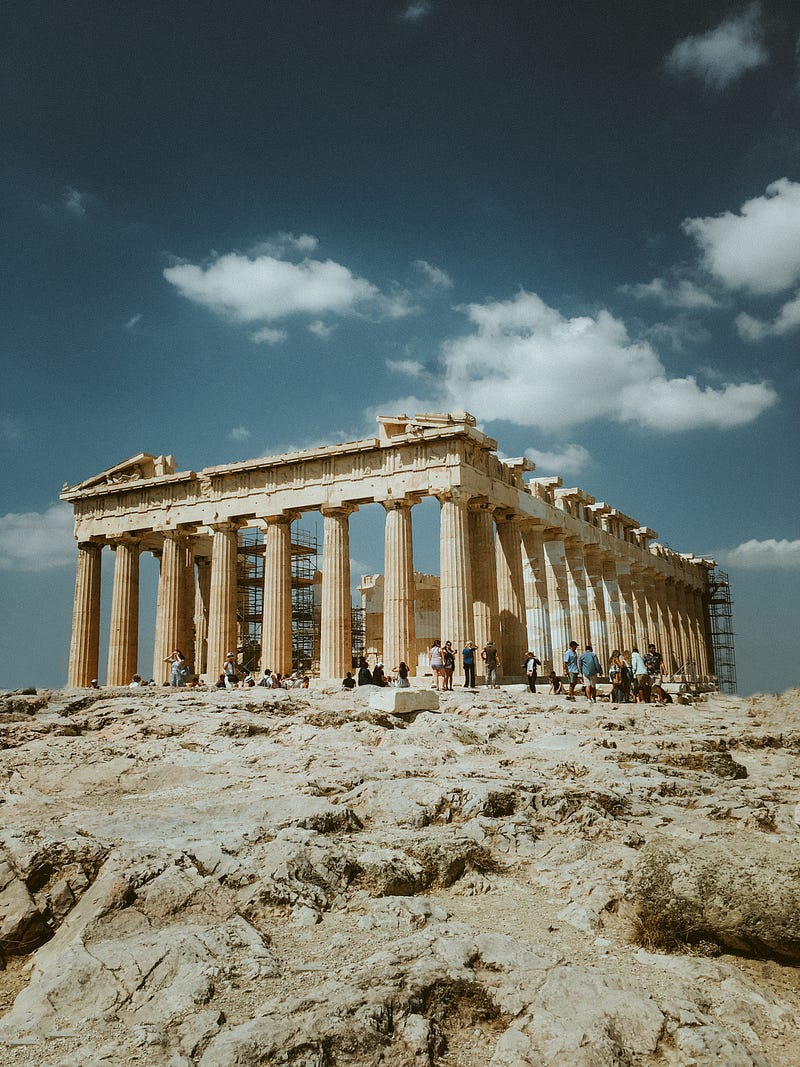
[564,538,590,650]
[152,532,188,683]
[602,557,624,657]
[584,547,609,668]
[653,575,675,676]
[641,569,660,649]
[543,530,572,663]
[106,536,140,686]
[382,499,416,674]
[469,502,499,677]
[521,523,551,663]
[629,566,649,651]
[665,578,685,671]
[439,491,473,679]
[67,540,103,687]
[194,556,211,676]
[495,510,528,677]
[615,559,636,653]
[674,582,694,677]
[320,505,356,679]
[205,523,240,683]
[694,588,710,678]
[261,513,295,675]
[181,540,196,673]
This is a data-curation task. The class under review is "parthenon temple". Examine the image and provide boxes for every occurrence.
[61,412,718,687]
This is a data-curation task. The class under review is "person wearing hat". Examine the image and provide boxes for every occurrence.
[223,651,238,688]
[481,640,501,688]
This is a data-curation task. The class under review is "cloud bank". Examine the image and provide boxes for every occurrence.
[0,504,75,572]
[665,3,767,90]
[724,538,800,569]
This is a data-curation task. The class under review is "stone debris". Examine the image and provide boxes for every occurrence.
[1,684,800,1065]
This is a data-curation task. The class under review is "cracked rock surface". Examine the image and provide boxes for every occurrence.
[1,684,800,1065]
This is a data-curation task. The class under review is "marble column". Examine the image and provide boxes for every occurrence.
[495,510,528,676]
[629,566,649,652]
[67,540,103,688]
[584,547,609,669]
[469,503,500,676]
[205,523,240,684]
[181,539,196,674]
[563,538,590,650]
[194,556,211,676]
[653,575,675,676]
[543,530,572,664]
[319,505,356,680]
[106,536,140,686]
[615,559,636,653]
[521,523,551,664]
[439,491,473,680]
[382,498,416,675]
[152,532,188,684]
[694,587,711,678]
[602,556,624,657]
[261,513,295,675]
[665,579,685,672]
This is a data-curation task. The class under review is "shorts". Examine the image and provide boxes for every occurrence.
[584,674,597,683]
[567,672,580,685]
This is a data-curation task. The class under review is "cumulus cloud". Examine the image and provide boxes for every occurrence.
[64,185,87,217]
[164,237,413,332]
[229,425,251,442]
[736,290,800,340]
[386,358,425,376]
[436,290,776,433]
[724,538,800,569]
[400,1,432,22]
[665,3,767,90]
[308,320,335,340]
[683,179,800,295]
[413,259,453,289]
[524,444,590,476]
[620,276,718,309]
[0,504,75,572]
[251,326,288,345]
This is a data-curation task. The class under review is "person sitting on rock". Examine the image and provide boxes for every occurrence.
[393,662,410,688]
[357,657,373,686]
[547,671,564,695]
[372,662,388,687]
[342,671,356,690]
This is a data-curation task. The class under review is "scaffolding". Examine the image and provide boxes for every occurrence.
[707,566,737,694]
[236,523,322,674]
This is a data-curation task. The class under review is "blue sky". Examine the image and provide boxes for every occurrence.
[1,1,798,694]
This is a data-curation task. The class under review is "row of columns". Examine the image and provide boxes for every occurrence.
[67,496,712,688]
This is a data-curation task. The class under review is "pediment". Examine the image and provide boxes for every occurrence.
[65,453,176,492]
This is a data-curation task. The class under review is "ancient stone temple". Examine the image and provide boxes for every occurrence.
[61,412,716,686]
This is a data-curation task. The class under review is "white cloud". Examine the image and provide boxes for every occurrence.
[724,538,800,569]
[524,444,590,476]
[308,320,335,339]
[413,259,453,289]
[435,290,776,433]
[736,290,800,341]
[123,313,142,330]
[64,185,87,217]
[621,276,718,309]
[665,3,767,90]
[0,504,75,572]
[386,358,424,376]
[229,425,251,442]
[251,326,288,345]
[683,179,800,295]
[401,1,432,22]
[250,232,319,257]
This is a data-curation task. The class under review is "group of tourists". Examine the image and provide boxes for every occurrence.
[350,658,412,689]
[563,641,670,704]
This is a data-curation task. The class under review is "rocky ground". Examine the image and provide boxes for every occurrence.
[1,681,800,1066]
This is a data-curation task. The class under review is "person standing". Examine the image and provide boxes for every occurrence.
[429,640,444,690]
[524,651,541,693]
[563,641,580,701]
[442,641,455,691]
[645,643,665,684]
[481,641,501,688]
[578,644,602,703]
[630,646,650,703]
[165,649,187,687]
[608,650,625,703]
[223,651,238,688]
[462,641,477,688]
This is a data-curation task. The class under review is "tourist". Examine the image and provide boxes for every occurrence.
[393,661,411,687]
[357,657,373,686]
[223,652,238,688]
[342,671,356,690]
[429,640,444,690]
[620,652,633,702]
[563,641,580,701]
[462,641,477,689]
[524,651,541,693]
[165,649,188,687]
[89,679,101,689]
[481,641,501,688]
[630,646,650,703]
[650,684,673,705]
[578,644,601,703]
[186,675,203,688]
[645,643,665,683]
[129,674,142,688]
[608,650,625,703]
[215,674,227,689]
[285,669,304,688]
[257,667,272,687]
[547,671,563,695]
[372,662,389,687]
[441,641,455,691]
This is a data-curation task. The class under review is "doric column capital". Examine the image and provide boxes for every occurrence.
[493,507,522,526]
[380,494,418,512]
[107,533,142,551]
[320,503,359,519]
[260,510,300,528]
[436,488,473,507]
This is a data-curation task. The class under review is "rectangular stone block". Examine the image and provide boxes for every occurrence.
[369,688,440,714]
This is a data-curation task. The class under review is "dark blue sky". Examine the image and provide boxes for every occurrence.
[1,1,798,693]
